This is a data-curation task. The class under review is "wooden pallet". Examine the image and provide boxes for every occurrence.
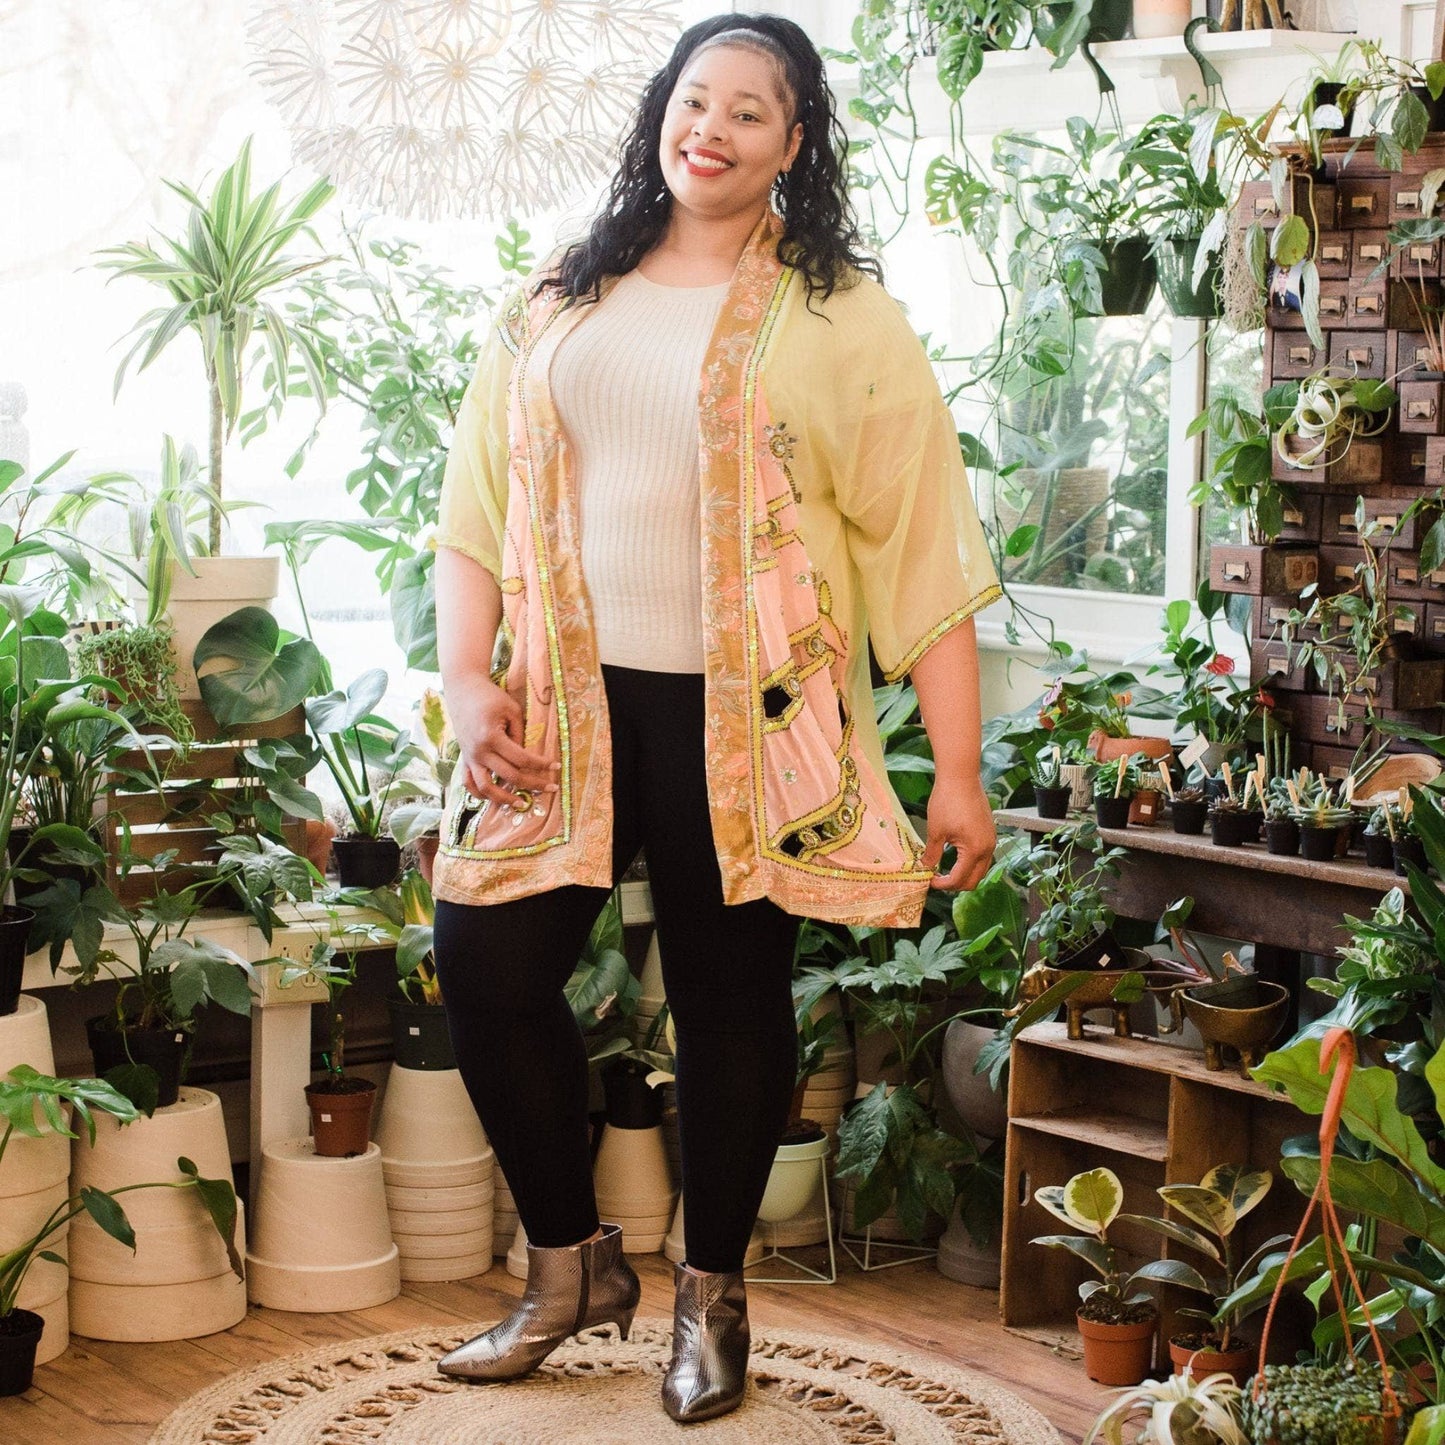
[103,699,309,906]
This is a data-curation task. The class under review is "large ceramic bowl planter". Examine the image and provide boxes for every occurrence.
[132,555,280,701]
[377,1065,494,1282]
[246,1138,400,1311]
[592,1122,676,1254]
[68,1088,246,1341]
[1166,976,1290,1074]
[1078,1309,1157,1386]
[0,996,71,1364]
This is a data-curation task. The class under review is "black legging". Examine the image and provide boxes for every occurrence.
[434,664,800,1273]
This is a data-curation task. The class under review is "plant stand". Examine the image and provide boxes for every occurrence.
[0,996,69,1364]
[376,1065,493,1282]
[68,1088,246,1341]
[835,1180,940,1271]
[744,1152,838,1285]
[246,1138,400,1312]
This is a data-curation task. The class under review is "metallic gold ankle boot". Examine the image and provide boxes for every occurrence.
[438,1223,640,1381]
[661,1263,750,1422]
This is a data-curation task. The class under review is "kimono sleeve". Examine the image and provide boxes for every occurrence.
[434,305,516,581]
[831,283,1002,683]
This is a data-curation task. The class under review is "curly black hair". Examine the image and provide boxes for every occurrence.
[538,12,880,305]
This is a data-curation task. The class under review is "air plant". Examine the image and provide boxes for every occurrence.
[1087,1366,1248,1445]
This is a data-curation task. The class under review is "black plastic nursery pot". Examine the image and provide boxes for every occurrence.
[1053,926,1127,972]
[1209,810,1249,847]
[1034,783,1073,820]
[602,1061,664,1129]
[0,905,34,1017]
[1298,825,1341,862]
[1363,830,1394,869]
[1094,237,1158,316]
[1154,237,1221,319]
[1265,818,1300,856]
[1412,85,1445,133]
[1395,836,1429,877]
[86,1016,189,1108]
[388,997,456,1071]
[0,1307,45,1396]
[1309,81,1355,137]
[1170,798,1207,835]
[332,835,401,889]
[1095,796,1132,829]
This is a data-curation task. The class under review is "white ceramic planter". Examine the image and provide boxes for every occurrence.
[0,994,56,1075]
[941,1020,1008,1142]
[382,1153,493,1190]
[758,1189,830,1249]
[131,555,280,701]
[936,1211,1001,1288]
[246,1138,400,1312]
[376,1065,488,1164]
[506,1220,529,1279]
[1132,0,1191,37]
[757,1135,830,1224]
[397,1250,493,1283]
[384,1178,493,1213]
[68,1087,246,1341]
[593,1123,675,1229]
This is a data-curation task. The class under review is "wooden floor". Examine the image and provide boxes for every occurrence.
[0,1252,1109,1443]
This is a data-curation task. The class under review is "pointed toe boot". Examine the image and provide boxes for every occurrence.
[661,1263,750,1423]
[438,1222,640,1382]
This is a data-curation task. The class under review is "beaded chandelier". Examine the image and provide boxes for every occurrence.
[246,1,680,220]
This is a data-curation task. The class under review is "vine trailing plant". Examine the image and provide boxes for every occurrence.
[74,622,192,749]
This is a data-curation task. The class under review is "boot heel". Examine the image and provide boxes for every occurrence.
[613,1306,636,1341]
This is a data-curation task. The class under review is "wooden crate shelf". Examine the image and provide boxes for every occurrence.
[1010,1107,1169,1163]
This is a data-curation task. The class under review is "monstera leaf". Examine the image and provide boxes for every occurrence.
[195,607,324,728]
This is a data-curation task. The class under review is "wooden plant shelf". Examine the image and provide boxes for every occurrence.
[1010,1106,1169,1163]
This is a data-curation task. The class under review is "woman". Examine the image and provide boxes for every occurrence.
[430,12,1001,1424]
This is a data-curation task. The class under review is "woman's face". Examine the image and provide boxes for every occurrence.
[658,43,803,227]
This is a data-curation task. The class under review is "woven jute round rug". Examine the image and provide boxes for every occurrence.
[148,1317,1062,1444]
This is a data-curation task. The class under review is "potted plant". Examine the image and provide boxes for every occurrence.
[1124,109,1232,318]
[0,583,147,1016]
[385,687,457,886]
[94,140,333,690]
[1387,793,1429,877]
[1298,40,1365,142]
[1337,39,1445,153]
[1086,1366,1249,1445]
[306,670,419,889]
[1206,764,1260,848]
[1032,746,1073,820]
[1240,1363,1403,1445]
[1290,775,1355,862]
[1019,821,1128,972]
[0,1064,241,1395]
[1263,781,1300,857]
[29,855,261,1108]
[1361,805,1395,869]
[1031,1166,1206,1387]
[381,868,451,1071]
[1093,753,1141,829]
[1170,782,1209,836]
[1270,370,1396,478]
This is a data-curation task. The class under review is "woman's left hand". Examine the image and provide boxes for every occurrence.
[920,772,996,892]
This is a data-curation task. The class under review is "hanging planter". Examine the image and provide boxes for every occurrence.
[1154,237,1222,318]
[1093,237,1158,316]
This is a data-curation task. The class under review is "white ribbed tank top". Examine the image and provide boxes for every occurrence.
[549,268,730,674]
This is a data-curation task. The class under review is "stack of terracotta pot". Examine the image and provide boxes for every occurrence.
[376,1065,494,1281]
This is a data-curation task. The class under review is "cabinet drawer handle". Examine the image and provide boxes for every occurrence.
[1288,344,1314,363]
[1346,346,1374,364]
[1416,347,1434,367]
[1349,193,1377,214]
[1254,196,1279,216]
[1354,294,1382,313]
[1282,507,1304,525]
[1410,244,1437,263]
[1399,566,1420,583]
[1398,190,1421,210]
[1326,714,1354,735]
[1265,653,1289,672]
[1222,561,1251,582]
[1376,514,1401,528]
[1337,513,1357,529]
[1409,399,1437,419]
[1320,296,1346,316]
[1321,242,1346,262]
[1358,243,1383,262]
[1334,566,1356,582]
[1414,449,1430,468]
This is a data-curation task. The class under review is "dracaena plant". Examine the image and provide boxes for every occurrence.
[95,137,334,552]
[0,1066,242,1320]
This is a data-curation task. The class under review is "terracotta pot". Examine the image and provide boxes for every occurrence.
[306,1078,376,1157]
[1078,1309,1156,1386]
[1089,732,1173,765]
[1168,1336,1253,1386]
[303,819,334,876]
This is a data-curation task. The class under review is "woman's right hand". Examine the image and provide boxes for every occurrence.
[452,677,560,809]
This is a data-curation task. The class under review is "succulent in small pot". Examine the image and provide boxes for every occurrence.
[1293,792,1355,863]
[1031,747,1072,820]
[1093,754,1142,830]
[1208,796,1250,848]
[1362,805,1395,869]
[1170,785,1209,836]
[1263,784,1300,856]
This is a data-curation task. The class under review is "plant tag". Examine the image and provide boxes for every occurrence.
[409,1026,420,1036]
[1180,735,1212,770]
[320,1113,333,1123]
[175,1033,184,1043]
